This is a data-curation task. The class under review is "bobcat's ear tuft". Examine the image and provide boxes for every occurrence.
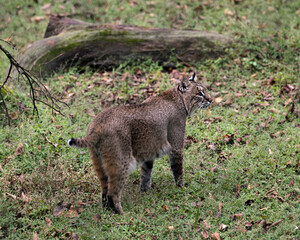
[68,138,76,147]
[178,78,189,93]
[189,72,196,81]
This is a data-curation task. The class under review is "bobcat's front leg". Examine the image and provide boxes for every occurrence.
[141,161,154,192]
[169,150,184,187]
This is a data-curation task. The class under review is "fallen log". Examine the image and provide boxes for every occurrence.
[17,15,233,77]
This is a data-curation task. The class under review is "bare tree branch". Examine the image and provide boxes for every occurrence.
[0,40,68,125]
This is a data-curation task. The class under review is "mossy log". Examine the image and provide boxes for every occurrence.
[17,15,233,77]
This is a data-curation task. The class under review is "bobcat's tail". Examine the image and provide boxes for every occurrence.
[68,137,90,148]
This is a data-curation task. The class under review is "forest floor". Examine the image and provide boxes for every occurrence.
[0,0,299,239]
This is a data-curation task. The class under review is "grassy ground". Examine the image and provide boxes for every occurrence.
[0,0,299,239]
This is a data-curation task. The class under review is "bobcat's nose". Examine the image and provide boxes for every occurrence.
[206,95,213,106]
[204,101,211,108]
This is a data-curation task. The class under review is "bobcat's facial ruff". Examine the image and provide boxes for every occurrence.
[68,73,212,214]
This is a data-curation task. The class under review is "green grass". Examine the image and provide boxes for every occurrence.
[0,0,299,239]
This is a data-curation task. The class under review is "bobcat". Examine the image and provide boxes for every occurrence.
[68,73,212,214]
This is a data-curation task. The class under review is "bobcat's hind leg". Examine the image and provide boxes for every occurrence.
[103,157,130,215]
[89,148,108,206]
[141,161,154,192]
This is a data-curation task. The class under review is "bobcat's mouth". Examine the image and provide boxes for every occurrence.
[196,95,211,109]
[199,101,211,109]
[190,99,210,114]
[194,93,212,110]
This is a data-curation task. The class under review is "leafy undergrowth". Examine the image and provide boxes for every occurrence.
[0,0,299,239]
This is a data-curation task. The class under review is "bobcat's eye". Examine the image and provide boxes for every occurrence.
[197,91,204,96]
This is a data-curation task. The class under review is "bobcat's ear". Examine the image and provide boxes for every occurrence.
[178,78,189,93]
[189,72,196,81]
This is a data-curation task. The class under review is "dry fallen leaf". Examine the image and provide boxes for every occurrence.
[53,205,64,217]
[223,134,234,144]
[268,6,275,12]
[15,144,24,154]
[201,230,209,239]
[219,224,228,231]
[186,135,199,143]
[233,213,243,220]
[235,92,244,97]
[9,112,18,120]
[211,166,218,172]
[215,97,223,103]
[31,16,46,23]
[217,202,222,217]
[65,208,79,218]
[223,96,232,105]
[64,232,72,239]
[51,114,55,123]
[77,207,84,213]
[284,98,293,107]
[266,189,285,202]
[203,220,211,230]
[21,192,31,203]
[71,233,79,240]
[168,226,174,230]
[144,208,153,216]
[162,204,169,211]
[270,131,282,138]
[252,108,261,115]
[233,58,241,64]
[260,122,269,128]
[45,217,52,227]
[41,3,51,10]
[209,143,217,151]
[235,226,247,233]
[94,214,101,223]
[18,173,25,184]
[251,73,258,78]
[285,192,294,198]
[286,160,292,167]
[245,222,253,230]
[234,184,240,198]
[211,232,221,240]
[269,108,280,114]
[259,207,269,211]
[224,8,234,16]
[32,232,39,240]
[288,177,294,187]
[8,143,24,159]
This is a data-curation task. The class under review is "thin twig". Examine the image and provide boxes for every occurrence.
[6,192,19,200]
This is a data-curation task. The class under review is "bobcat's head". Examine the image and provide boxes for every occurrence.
[177,72,212,115]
